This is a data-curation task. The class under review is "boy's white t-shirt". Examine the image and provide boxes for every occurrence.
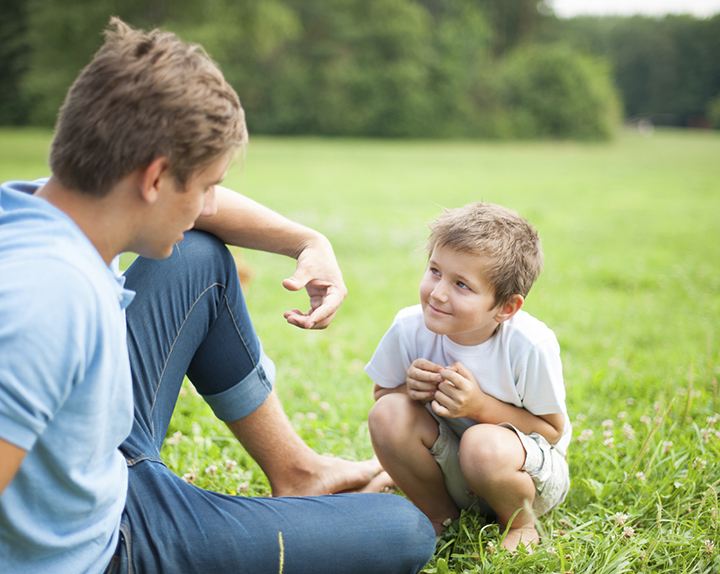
[365,305,571,457]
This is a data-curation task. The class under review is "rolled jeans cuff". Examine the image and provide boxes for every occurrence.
[201,346,276,422]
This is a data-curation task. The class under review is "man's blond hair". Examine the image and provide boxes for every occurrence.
[426,202,544,307]
[49,17,247,197]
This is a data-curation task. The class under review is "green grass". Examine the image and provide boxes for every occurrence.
[2,127,719,572]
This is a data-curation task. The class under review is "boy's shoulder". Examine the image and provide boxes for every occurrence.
[501,310,559,350]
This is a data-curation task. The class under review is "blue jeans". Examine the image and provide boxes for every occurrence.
[107,231,435,574]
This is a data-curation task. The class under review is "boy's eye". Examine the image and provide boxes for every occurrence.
[457,281,470,290]
[430,267,440,276]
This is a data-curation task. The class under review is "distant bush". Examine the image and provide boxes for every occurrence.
[497,44,622,140]
[708,93,720,129]
[8,0,622,140]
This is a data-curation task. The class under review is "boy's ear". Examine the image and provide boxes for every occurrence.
[138,157,170,205]
[494,294,524,323]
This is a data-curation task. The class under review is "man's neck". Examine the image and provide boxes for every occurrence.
[35,176,127,266]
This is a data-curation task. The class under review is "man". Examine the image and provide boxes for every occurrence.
[0,18,435,574]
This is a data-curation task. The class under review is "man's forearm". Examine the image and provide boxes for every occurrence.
[194,186,326,258]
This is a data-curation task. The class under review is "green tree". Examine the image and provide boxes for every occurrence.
[499,43,621,139]
[0,0,31,124]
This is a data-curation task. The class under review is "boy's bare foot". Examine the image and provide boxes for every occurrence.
[270,455,391,497]
[350,470,395,493]
[500,525,539,552]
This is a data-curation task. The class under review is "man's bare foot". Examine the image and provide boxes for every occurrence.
[500,525,539,552]
[270,454,390,497]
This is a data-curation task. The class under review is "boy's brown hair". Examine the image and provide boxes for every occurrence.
[426,202,544,307]
[49,17,246,197]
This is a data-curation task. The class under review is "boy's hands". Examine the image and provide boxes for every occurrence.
[406,359,444,404]
[431,362,487,420]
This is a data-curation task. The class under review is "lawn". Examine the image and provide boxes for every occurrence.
[2,127,719,572]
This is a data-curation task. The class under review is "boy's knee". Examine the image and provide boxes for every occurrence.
[459,424,523,473]
[368,393,415,440]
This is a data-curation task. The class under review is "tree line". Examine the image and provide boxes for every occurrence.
[1,0,719,139]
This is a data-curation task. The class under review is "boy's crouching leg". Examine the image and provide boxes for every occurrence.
[369,394,460,534]
[459,424,539,551]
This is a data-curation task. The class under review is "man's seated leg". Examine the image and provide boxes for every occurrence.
[121,229,389,490]
[118,460,434,574]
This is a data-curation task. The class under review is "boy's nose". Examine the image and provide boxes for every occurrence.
[431,281,449,302]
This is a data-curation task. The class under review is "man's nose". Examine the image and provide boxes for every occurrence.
[200,186,218,218]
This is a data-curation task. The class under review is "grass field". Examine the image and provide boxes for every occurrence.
[2,127,719,572]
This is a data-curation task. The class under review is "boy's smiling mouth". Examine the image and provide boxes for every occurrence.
[428,304,451,316]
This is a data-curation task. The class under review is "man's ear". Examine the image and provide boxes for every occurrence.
[139,157,170,205]
[494,294,524,323]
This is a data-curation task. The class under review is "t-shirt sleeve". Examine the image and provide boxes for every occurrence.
[0,261,95,451]
[515,336,566,416]
[364,312,415,388]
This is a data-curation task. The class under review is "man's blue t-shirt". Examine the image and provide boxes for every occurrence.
[0,180,135,573]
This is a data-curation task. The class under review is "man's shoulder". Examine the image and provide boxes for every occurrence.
[1,179,106,279]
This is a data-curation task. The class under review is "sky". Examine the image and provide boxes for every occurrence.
[550,0,720,18]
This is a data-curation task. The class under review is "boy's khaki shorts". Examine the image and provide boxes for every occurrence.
[429,416,569,515]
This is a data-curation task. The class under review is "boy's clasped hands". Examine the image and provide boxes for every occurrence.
[407,359,488,419]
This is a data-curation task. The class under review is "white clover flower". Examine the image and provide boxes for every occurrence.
[623,526,634,538]
[635,472,645,482]
[640,415,652,425]
[309,392,321,403]
[577,429,594,443]
[704,539,715,554]
[602,419,614,430]
[546,547,557,554]
[306,412,318,421]
[693,458,707,472]
[319,401,330,412]
[617,411,627,421]
[225,459,238,472]
[623,423,635,441]
[237,481,249,492]
[166,430,183,446]
[603,437,615,448]
[611,512,628,526]
[182,471,197,484]
[205,465,218,476]
[663,441,673,454]
[193,436,205,445]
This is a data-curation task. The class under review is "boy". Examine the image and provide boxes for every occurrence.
[366,202,570,551]
[0,18,434,574]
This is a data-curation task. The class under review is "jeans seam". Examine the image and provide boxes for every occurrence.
[149,281,228,441]
[120,522,133,574]
[222,291,257,369]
